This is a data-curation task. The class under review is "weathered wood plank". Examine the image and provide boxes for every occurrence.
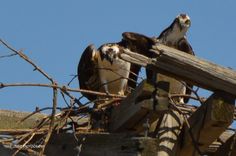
[180,91,235,156]
[78,134,158,156]
[120,44,236,96]
[0,133,160,156]
[109,80,171,133]
[109,80,157,133]
[213,132,236,156]
[204,130,234,155]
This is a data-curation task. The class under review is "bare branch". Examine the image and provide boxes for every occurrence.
[39,86,58,155]
[0,39,54,83]
[12,133,36,156]
[67,74,78,86]
[0,82,126,98]
[19,107,63,123]
[0,53,17,59]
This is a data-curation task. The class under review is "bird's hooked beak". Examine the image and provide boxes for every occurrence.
[106,48,116,64]
[177,14,191,31]
[181,19,191,30]
[100,46,119,64]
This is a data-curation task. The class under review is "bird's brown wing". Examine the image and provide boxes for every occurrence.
[178,37,195,55]
[121,32,155,90]
[178,37,195,103]
[77,44,100,101]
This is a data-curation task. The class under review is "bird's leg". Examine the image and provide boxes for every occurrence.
[178,81,187,104]
[118,78,127,96]
[118,90,124,96]
[179,98,185,104]
[100,79,110,95]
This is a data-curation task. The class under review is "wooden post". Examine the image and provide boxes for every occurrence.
[179,91,235,156]
[154,109,184,156]
[109,80,156,133]
[110,80,172,134]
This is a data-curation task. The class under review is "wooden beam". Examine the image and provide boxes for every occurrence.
[110,80,171,133]
[204,130,234,155]
[0,132,160,156]
[179,91,235,156]
[77,134,159,156]
[213,132,236,156]
[120,44,236,96]
[109,80,156,133]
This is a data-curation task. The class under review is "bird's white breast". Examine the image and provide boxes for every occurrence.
[97,52,131,95]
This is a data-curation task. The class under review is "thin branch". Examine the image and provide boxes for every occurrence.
[98,67,141,84]
[0,53,17,59]
[60,89,83,106]
[67,74,78,86]
[56,107,74,131]
[169,98,203,155]
[0,82,126,98]
[97,98,122,109]
[0,39,54,83]
[170,94,204,102]
[12,133,36,156]
[0,40,59,156]
[39,86,58,155]
[180,81,205,105]
[60,91,70,107]
[19,107,63,123]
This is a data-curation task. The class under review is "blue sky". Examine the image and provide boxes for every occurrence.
[0,1,236,113]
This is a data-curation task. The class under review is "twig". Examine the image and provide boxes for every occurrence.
[60,91,70,107]
[0,82,125,98]
[0,53,17,59]
[60,89,83,106]
[55,95,76,131]
[0,129,46,136]
[19,107,62,123]
[67,74,78,86]
[0,39,54,83]
[12,133,36,156]
[97,67,141,84]
[169,98,203,155]
[180,82,205,105]
[39,86,58,155]
[97,98,122,109]
[0,39,59,156]
[170,89,207,155]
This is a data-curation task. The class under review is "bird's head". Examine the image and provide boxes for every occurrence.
[175,14,191,31]
[100,44,120,64]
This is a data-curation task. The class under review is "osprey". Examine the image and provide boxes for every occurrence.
[147,14,195,103]
[78,33,155,102]
[97,43,131,96]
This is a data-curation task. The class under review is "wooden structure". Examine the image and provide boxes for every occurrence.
[0,43,236,156]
